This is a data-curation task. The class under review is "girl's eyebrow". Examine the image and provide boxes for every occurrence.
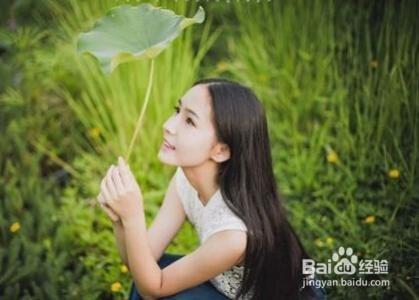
[178,98,200,120]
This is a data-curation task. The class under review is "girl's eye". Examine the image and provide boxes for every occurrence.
[186,118,195,126]
[173,105,195,126]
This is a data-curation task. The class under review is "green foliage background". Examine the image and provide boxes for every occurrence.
[0,0,417,299]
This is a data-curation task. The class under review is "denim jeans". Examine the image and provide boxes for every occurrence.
[128,252,327,300]
[299,276,328,300]
[128,252,229,300]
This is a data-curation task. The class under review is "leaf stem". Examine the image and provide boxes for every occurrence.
[125,59,155,163]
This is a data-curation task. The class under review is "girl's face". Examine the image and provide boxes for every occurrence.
[158,84,220,167]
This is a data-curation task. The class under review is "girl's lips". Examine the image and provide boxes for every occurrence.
[163,139,176,150]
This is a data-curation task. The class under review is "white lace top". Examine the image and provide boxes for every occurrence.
[174,167,253,299]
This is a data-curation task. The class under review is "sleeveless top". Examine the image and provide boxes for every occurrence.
[174,167,254,299]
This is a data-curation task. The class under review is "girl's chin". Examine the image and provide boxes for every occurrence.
[157,149,175,163]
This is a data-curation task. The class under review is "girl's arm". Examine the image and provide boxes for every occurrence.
[125,216,247,298]
[113,220,129,265]
[100,203,129,265]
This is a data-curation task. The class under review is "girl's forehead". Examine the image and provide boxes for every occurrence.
[182,85,213,122]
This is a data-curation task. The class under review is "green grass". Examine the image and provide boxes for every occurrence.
[0,0,417,299]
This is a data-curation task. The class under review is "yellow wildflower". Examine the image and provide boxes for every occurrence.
[363,215,376,224]
[111,281,122,292]
[216,61,228,72]
[327,151,339,164]
[88,127,101,139]
[370,60,379,68]
[10,222,21,233]
[120,264,129,273]
[388,169,400,179]
[325,237,334,246]
[315,238,324,247]
[258,74,268,83]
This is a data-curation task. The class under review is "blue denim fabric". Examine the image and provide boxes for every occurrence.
[128,253,229,300]
[300,286,327,300]
[299,276,327,300]
[312,286,327,300]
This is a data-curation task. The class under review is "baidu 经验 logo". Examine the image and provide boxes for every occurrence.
[302,246,389,276]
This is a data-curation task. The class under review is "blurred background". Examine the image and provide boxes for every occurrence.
[0,0,417,299]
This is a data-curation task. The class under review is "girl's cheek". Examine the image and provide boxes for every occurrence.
[178,134,201,153]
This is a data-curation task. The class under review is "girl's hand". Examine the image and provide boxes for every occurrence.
[97,175,121,223]
[98,156,144,223]
[98,200,120,223]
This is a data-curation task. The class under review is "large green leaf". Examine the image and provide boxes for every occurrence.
[77,3,205,74]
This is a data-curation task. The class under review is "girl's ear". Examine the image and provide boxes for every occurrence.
[211,143,230,163]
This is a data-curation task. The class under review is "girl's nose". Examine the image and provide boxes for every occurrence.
[163,116,177,135]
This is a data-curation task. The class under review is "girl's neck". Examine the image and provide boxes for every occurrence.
[182,162,219,205]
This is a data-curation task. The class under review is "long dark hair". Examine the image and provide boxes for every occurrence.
[192,78,314,300]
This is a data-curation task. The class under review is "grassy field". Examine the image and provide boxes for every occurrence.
[0,0,417,299]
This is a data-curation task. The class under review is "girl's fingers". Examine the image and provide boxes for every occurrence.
[97,192,105,204]
[101,174,112,203]
[118,157,128,187]
[100,203,120,222]
[112,165,124,194]
[106,165,118,200]
[126,163,134,181]
[118,157,131,187]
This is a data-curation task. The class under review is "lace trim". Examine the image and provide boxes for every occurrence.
[211,266,255,300]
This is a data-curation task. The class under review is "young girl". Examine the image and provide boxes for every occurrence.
[97,78,327,300]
